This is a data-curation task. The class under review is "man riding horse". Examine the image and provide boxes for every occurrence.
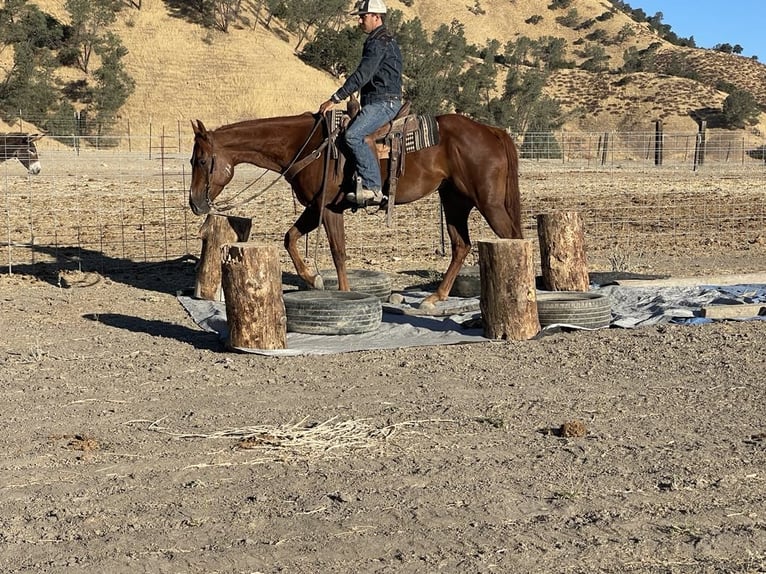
[318,0,403,208]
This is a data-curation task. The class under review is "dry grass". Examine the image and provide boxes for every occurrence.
[138,415,456,464]
[17,0,766,138]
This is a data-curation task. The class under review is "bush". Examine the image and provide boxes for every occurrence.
[520,131,562,160]
[722,89,761,128]
[747,145,766,161]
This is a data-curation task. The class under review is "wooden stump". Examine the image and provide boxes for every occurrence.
[537,211,589,292]
[221,242,286,350]
[195,214,252,301]
[478,239,539,341]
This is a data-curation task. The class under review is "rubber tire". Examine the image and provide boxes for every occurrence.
[536,292,611,329]
[450,265,481,298]
[318,269,392,301]
[283,290,382,335]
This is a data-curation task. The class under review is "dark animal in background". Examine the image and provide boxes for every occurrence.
[0,133,44,174]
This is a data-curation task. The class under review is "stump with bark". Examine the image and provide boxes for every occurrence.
[536,211,589,292]
[195,214,252,301]
[220,242,286,351]
[478,239,539,340]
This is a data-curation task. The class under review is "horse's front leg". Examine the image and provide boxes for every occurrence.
[422,199,472,310]
[284,205,325,290]
[322,209,350,291]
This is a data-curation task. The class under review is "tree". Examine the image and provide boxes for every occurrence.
[301,26,363,78]
[534,36,569,70]
[579,44,610,72]
[64,0,120,73]
[722,89,761,129]
[282,0,347,51]
[91,31,135,132]
[490,68,562,135]
[0,41,59,121]
[454,39,499,121]
[212,0,244,32]
[397,19,469,114]
[0,1,61,122]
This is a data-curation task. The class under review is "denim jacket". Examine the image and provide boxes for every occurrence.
[332,25,403,106]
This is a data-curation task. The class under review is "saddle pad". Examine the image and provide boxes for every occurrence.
[404,114,439,153]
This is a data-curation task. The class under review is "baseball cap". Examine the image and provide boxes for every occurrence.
[350,0,387,15]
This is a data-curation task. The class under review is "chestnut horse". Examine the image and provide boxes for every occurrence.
[189,112,522,308]
[1,132,44,174]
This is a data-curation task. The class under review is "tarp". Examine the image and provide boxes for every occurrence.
[178,291,488,356]
[178,282,766,356]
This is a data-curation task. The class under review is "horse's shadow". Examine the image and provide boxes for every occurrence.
[4,245,225,349]
[4,244,198,294]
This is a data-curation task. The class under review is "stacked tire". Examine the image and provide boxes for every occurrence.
[283,291,382,335]
[317,269,392,301]
[448,266,611,329]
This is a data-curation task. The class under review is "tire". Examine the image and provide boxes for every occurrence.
[318,269,392,301]
[450,265,481,298]
[283,290,382,335]
[536,292,611,329]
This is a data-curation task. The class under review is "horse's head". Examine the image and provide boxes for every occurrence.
[189,120,235,215]
[4,133,44,175]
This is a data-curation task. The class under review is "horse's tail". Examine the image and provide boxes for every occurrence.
[498,129,523,239]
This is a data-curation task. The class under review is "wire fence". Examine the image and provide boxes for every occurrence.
[2,128,765,282]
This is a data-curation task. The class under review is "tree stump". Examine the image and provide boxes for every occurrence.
[537,211,589,292]
[220,242,286,350]
[195,214,252,300]
[478,239,539,341]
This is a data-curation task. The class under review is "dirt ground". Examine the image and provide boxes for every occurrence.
[1,164,766,573]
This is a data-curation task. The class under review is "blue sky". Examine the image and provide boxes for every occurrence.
[630,1,763,59]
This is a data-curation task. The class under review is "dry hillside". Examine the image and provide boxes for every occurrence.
[18,0,766,135]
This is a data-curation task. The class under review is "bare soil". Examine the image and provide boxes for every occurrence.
[1,165,765,573]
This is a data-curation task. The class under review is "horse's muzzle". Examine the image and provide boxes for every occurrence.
[28,161,42,175]
[189,196,210,216]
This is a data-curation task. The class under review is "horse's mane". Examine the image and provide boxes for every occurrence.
[215,113,317,134]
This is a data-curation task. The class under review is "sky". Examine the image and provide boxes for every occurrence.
[630,1,764,59]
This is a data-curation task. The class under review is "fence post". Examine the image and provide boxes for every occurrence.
[654,120,663,166]
[693,120,707,171]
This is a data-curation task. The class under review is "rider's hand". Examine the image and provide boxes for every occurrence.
[319,99,335,114]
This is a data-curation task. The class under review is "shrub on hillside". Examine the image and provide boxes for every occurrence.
[722,89,762,129]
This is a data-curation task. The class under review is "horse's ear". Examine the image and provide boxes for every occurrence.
[192,119,207,137]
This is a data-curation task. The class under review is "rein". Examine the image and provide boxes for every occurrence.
[206,116,336,214]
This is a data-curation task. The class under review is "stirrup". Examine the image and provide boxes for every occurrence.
[346,189,386,207]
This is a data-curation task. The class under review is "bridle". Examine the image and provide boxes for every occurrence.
[199,115,339,214]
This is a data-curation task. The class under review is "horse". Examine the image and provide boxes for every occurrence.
[0,132,44,175]
[188,111,522,309]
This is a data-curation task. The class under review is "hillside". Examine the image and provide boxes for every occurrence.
[18,0,766,136]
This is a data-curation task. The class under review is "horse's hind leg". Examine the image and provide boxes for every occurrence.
[422,191,473,309]
[284,205,325,289]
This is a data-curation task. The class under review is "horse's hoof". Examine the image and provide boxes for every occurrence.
[419,299,437,314]
[313,274,325,290]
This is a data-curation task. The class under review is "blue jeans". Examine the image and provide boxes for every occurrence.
[344,99,401,192]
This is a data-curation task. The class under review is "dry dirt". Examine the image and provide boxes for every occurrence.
[1,165,766,573]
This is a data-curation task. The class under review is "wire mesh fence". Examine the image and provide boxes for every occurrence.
[2,128,765,281]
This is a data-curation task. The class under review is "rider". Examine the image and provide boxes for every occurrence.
[318,0,403,207]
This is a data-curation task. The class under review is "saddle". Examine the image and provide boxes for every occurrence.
[325,99,440,225]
